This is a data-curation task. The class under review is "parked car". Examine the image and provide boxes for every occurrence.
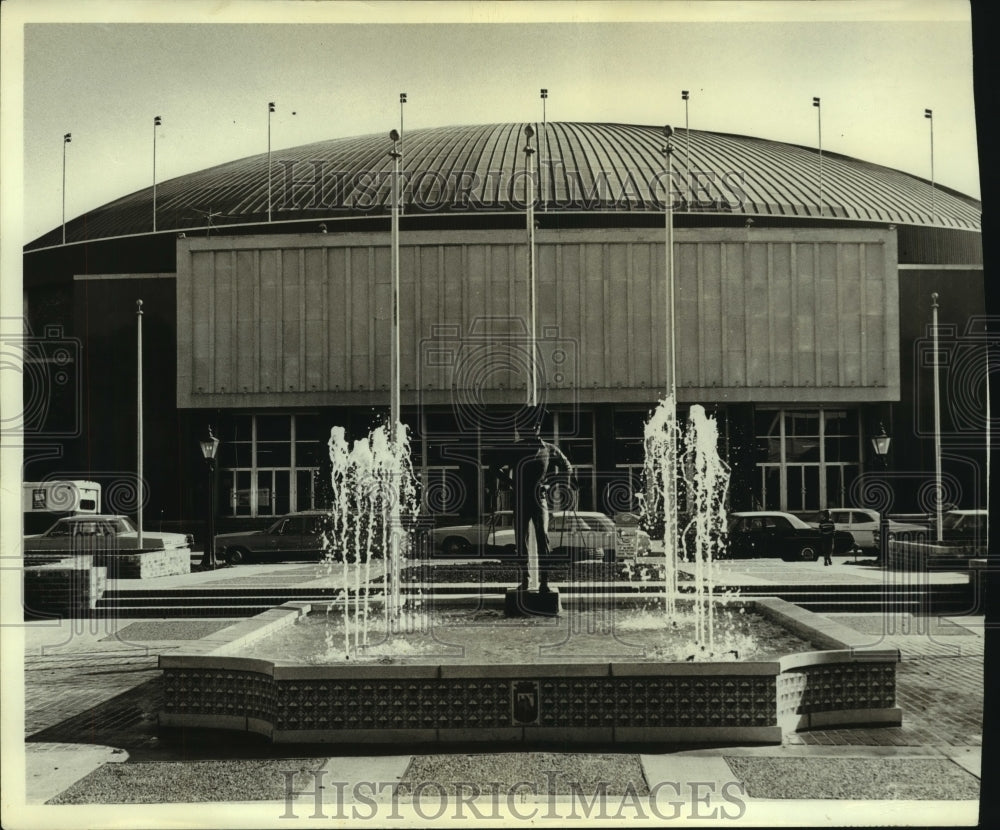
[215,510,333,565]
[726,511,855,561]
[937,509,988,547]
[428,509,627,562]
[801,508,926,550]
[23,514,193,552]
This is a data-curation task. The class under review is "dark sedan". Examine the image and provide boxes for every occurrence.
[726,511,855,561]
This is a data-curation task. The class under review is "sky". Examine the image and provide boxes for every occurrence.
[5,0,982,244]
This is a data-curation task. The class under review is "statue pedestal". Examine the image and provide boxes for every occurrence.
[504,586,561,617]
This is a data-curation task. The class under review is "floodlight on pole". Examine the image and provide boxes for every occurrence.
[931,292,943,542]
[153,116,162,232]
[62,133,72,245]
[925,109,935,222]
[136,299,144,549]
[540,89,548,211]
[267,102,275,222]
[388,129,402,439]
[524,125,537,408]
[399,93,407,215]
[813,97,823,216]
[681,91,690,202]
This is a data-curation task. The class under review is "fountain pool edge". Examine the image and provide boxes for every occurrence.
[158,598,901,745]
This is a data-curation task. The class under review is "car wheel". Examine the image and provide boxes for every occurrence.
[799,545,818,562]
[441,536,471,557]
[225,547,247,565]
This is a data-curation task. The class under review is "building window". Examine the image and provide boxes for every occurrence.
[755,408,860,512]
[219,413,321,517]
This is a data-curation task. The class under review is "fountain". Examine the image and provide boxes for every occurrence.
[159,400,902,745]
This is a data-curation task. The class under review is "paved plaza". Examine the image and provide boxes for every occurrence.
[9,555,988,824]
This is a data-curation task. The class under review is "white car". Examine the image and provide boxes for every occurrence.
[24,514,194,552]
[802,508,926,551]
[429,510,632,562]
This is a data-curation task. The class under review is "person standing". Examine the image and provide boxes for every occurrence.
[818,509,835,566]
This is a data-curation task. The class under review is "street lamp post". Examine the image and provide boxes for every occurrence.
[199,427,220,569]
[925,108,935,222]
[660,126,676,402]
[931,292,943,541]
[62,133,71,244]
[388,129,402,436]
[399,93,407,214]
[136,299,144,549]
[871,422,891,563]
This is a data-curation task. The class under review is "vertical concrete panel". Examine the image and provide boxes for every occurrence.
[236,250,257,393]
[281,249,300,392]
[818,243,840,386]
[327,247,349,391]
[675,243,699,388]
[864,242,887,387]
[303,248,325,392]
[723,243,746,387]
[794,243,817,386]
[770,243,793,386]
[700,243,723,387]
[747,243,769,386]
[349,248,370,390]
[259,249,279,393]
[839,243,862,385]
[558,245,581,350]
[629,243,654,389]
[213,251,233,393]
[190,251,213,393]
[606,244,628,388]
[583,243,605,388]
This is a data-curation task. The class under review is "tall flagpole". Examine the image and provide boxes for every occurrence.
[153,116,162,232]
[267,102,275,222]
[813,97,823,216]
[540,89,548,212]
[925,109,935,222]
[524,125,537,408]
[62,133,71,244]
[137,299,144,549]
[931,293,943,542]
[399,93,407,215]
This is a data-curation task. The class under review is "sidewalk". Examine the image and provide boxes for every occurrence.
[15,557,985,817]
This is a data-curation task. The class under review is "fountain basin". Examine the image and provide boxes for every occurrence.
[159,597,900,745]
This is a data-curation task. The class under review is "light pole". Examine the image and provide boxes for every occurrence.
[540,89,548,211]
[812,97,823,216]
[62,133,71,244]
[267,102,275,222]
[136,299,144,549]
[660,126,676,402]
[925,108,935,222]
[681,91,690,203]
[152,116,162,231]
[199,427,220,569]
[931,292,943,541]
[399,93,407,215]
[389,130,402,435]
[871,422,891,563]
[523,125,537,408]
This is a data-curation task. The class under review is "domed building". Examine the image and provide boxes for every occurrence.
[23,122,985,530]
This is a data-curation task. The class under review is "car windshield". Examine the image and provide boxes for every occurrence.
[115,517,136,532]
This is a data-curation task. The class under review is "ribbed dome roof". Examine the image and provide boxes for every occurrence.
[28,122,981,249]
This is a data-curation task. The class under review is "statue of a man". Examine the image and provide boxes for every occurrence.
[487,406,576,593]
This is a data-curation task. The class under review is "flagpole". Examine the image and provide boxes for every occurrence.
[682,91,690,202]
[399,93,407,215]
[137,299,144,549]
[931,292,943,542]
[925,109,935,222]
[540,89,548,212]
